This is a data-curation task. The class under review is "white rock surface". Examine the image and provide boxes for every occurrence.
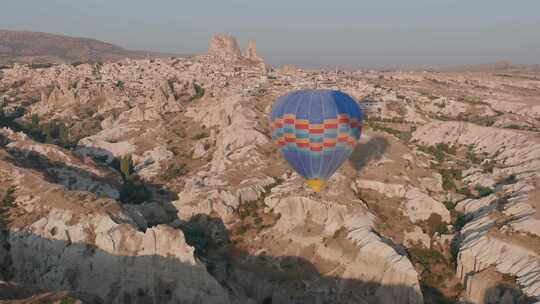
[133,146,173,179]
[9,212,230,304]
[262,180,424,304]
[208,34,242,60]
[414,121,540,302]
[0,154,231,304]
[356,179,451,223]
[404,226,431,249]
[244,40,264,62]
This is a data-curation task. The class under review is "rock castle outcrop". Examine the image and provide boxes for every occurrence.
[208,34,264,63]
[244,40,263,62]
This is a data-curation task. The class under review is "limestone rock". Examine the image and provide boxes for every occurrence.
[132,146,174,180]
[404,226,431,249]
[355,179,451,223]
[75,126,137,163]
[258,178,424,303]
[417,122,540,301]
[3,185,230,304]
[244,40,263,62]
[0,131,231,304]
[419,173,443,193]
[192,139,210,159]
[463,268,530,304]
[9,214,230,304]
[1,128,121,199]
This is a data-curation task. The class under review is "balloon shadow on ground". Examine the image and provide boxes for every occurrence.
[349,136,389,172]
[479,283,536,304]
[179,214,435,304]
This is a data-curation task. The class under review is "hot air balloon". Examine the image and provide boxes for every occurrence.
[270,89,364,192]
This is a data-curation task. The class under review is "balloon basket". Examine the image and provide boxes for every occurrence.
[306,179,324,193]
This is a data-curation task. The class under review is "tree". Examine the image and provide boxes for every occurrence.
[40,122,56,144]
[58,122,70,147]
[189,83,205,101]
[0,104,7,127]
[120,154,132,180]
[119,179,151,205]
[31,114,40,132]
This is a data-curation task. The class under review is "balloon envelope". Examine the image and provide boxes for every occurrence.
[270,89,363,191]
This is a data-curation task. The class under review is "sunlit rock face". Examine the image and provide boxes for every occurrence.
[0,135,231,303]
[245,40,264,63]
[208,34,242,60]
[413,121,540,302]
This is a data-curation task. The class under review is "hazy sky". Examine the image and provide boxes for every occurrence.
[1,0,539,67]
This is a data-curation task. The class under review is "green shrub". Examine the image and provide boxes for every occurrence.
[110,154,151,205]
[418,145,446,162]
[453,211,467,231]
[450,240,460,265]
[30,114,40,133]
[182,224,209,254]
[475,184,494,197]
[398,131,412,142]
[119,179,151,205]
[466,147,483,165]
[189,83,205,101]
[482,159,496,173]
[420,214,449,236]
[120,154,133,179]
[370,122,410,141]
[235,224,249,235]
[60,298,76,304]
[58,122,70,144]
[1,186,16,208]
[501,273,516,283]
[191,131,209,140]
[457,187,473,198]
[506,124,527,130]
[8,114,77,149]
[439,169,461,191]
[498,174,517,185]
[0,186,16,230]
[162,163,188,180]
[29,63,53,69]
[408,246,444,268]
[435,143,456,155]
[443,201,455,211]
[435,102,446,108]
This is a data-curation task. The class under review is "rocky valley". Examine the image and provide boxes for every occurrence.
[0,34,539,304]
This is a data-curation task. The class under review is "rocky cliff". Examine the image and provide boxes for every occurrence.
[245,40,264,63]
[208,35,243,61]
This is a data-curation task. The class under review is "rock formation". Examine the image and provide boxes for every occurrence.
[413,121,540,302]
[1,38,540,303]
[0,128,231,303]
[208,34,242,60]
[244,40,264,62]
